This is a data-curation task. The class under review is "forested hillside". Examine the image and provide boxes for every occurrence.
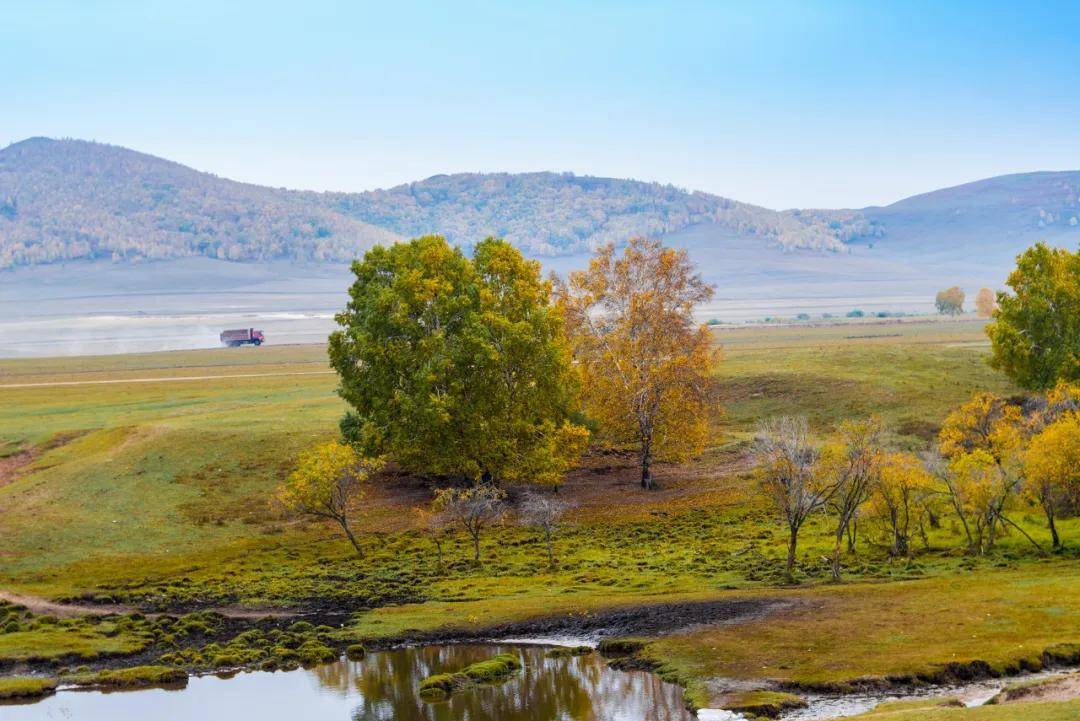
[323,172,860,256]
[1,137,1078,270]
[0,138,853,269]
[0,138,399,268]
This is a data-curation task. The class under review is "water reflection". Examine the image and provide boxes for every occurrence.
[1,644,695,721]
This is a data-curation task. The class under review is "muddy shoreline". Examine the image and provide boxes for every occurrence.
[372,597,796,648]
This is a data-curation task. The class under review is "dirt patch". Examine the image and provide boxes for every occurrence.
[379,596,795,647]
[995,672,1080,704]
[0,432,86,490]
[0,590,294,620]
[0,449,34,489]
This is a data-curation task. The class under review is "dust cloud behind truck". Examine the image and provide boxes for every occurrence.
[220,328,265,347]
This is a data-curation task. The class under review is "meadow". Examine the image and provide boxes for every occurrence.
[0,317,1077,715]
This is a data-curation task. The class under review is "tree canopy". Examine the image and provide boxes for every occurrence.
[276,441,378,556]
[935,286,965,315]
[555,238,719,489]
[987,243,1080,389]
[329,235,587,486]
[975,287,997,318]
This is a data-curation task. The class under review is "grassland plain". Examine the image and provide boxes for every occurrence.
[0,318,1077,714]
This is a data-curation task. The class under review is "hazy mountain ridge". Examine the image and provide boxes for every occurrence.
[0,138,399,268]
[1,137,1078,270]
[0,138,849,269]
[322,172,855,256]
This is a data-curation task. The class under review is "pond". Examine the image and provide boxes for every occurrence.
[1,644,698,721]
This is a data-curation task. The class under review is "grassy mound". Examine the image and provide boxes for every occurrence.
[545,645,594,659]
[418,672,466,699]
[419,652,523,700]
[0,676,58,700]
[461,652,522,682]
[65,665,188,688]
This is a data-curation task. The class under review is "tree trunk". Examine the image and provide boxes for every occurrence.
[1046,506,1061,550]
[472,531,481,562]
[640,443,653,490]
[846,516,858,553]
[998,513,1045,554]
[786,525,799,582]
[338,518,364,558]
[831,523,844,582]
[434,538,444,570]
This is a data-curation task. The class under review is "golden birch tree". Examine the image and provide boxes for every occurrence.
[555,238,719,490]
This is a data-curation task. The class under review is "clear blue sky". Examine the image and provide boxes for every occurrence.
[4,0,1079,209]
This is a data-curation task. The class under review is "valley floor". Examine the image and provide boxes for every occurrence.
[0,318,1077,717]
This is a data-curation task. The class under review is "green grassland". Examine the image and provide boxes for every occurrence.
[0,318,1077,709]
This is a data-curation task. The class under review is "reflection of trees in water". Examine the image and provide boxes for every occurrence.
[308,645,693,721]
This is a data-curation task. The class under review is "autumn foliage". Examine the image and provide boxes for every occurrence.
[556,238,720,489]
[276,441,380,556]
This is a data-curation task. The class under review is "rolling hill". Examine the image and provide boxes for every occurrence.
[0,137,1078,272]
[0,138,856,269]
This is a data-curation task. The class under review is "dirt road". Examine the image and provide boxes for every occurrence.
[0,370,335,389]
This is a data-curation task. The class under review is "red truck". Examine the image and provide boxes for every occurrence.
[220,328,265,347]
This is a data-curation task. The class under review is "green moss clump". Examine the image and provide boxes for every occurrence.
[598,638,646,656]
[419,652,523,701]
[65,665,188,689]
[295,639,337,666]
[345,644,366,660]
[0,677,58,700]
[461,652,522,682]
[419,672,465,699]
[545,645,594,659]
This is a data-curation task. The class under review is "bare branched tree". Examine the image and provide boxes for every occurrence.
[752,417,836,582]
[433,485,507,563]
[518,493,574,567]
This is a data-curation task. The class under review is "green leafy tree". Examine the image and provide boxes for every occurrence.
[329,235,588,486]
[987,243,1080,389]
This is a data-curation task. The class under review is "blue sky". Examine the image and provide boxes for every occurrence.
[4,0,1079,208]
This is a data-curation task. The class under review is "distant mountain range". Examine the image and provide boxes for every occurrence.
[1,137,1078,270]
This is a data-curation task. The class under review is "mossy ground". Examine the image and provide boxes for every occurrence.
[0,676,57,700]
[64,664,187,688]
[1,319,1077,705]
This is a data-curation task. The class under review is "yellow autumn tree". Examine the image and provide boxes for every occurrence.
[975,287,997,318]
[555,238,720,490]
[866,452,936,559]
[276,441,381,557]
[944,449,1006,555]
[1025,412,1080,549]
[938,392,1039,552]
[819,417,884,580]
